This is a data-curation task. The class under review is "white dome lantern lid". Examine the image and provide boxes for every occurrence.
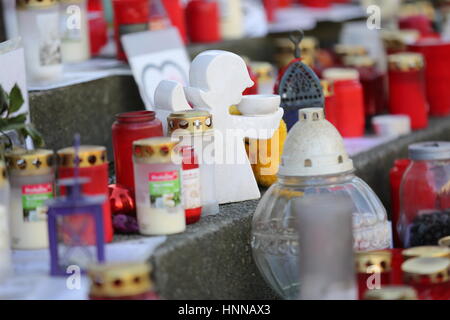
[278,108,354,177]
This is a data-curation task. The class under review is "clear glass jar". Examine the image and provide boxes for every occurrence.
[399,142,450,248]
[133,137,185,236]
[16,0,63,83]
[0,161,12,282]
[251,173,391,299]
[6,149,55,249]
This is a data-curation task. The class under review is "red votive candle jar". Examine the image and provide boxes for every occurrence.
[321,80,338,127]
[112,111,163,194]
[402,257,450,300]
[323,68,365,137]
[57,146,113,243]
[88,262,159,300]
[162,0,187,43]
[185,0,221,43]
[112,0,150,61]
[344,55,386,118]
[389,159,411,248]
[399,15,438,39]
[180,146,202,224]
[387,53,428,130]
[355,250,393,300]
[409,40,450,116]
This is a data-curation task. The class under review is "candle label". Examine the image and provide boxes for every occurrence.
[149,171,181,210]
[182,168,201,210]
[37,12,62,66]
[21,183,53,222]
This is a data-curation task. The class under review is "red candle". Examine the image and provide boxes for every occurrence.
[355,250,393,300]
[181,146,202,224]
[322,80,338,127]
[185,0,221,43]
[88,0,108,57]
[112,0,150,61]
[299,0,332,8]
[162,0,187,43]
[409,40,450,116]
[389,159,411,248]
[402,257,450,300]
[57,146,113,243]
[387,53,428,130]
[112,111,163,194]
[263,0,277,23]
[323,68,365,137]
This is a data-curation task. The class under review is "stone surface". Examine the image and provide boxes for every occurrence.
[29,76,144,159]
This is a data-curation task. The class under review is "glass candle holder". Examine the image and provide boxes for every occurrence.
[168,110,219,217]
[402,257,450,300]
[88,262,159,300]
[398,142,450,247]
[112,111,163,194]
[179,146,202,224]
[0,161,12,282]
[5,149,55,249]
[57,146,113,243]
[16,0,63,82]
[60,0,91,63]
[355,250,393,300]
[133,137,186,236]
[112,0,150,61]
[409,40,450,116]
[322,68,365,137]
[387,53,428,130]
[389,159,411,248]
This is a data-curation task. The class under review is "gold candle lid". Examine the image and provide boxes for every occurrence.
[355,250,392,273]
[5,148,54,176]
[57,146,107,168]
[402,246,450,260]
[16,0,59,9]
[381,29,420,51]
[363,286,418,300]
[275,36,318,52]
[388,53,424,72]
[167,110,213,135]
[320,80,334,98]
[88,262,153,298]
[343,55,376,68]
[334,44,368,56]
[323,68,360,81]
[439,236,450,248]
[0,161,7,187]
[133,137,180,164]
[250,62,274,81]
[402,257,450,284]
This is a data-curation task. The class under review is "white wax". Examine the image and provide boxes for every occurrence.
[17,7,63,82]
[9,188,49,250]
[60,0,91,63]
[217,0,244,40]
[137,205,186,236]
[0,205,12,282]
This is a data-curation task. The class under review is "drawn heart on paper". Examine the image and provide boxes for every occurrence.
[141,61,188,107]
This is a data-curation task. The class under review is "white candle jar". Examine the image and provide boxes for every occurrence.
[6,149,55,249]
[0,161,12,282]
[251,108,392,299]
[60,0,91,63]
[168,110,219,216]
[16,0,63,82]
[133,137,186,236]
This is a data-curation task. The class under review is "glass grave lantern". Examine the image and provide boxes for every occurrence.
[251,108,392,299]
[47,137,105,276]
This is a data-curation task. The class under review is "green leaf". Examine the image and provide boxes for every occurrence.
[0,85,8,115]
[23,124,44,148]
[6,113,27,125]
[8,84,24,114]
[0,122,27,132]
